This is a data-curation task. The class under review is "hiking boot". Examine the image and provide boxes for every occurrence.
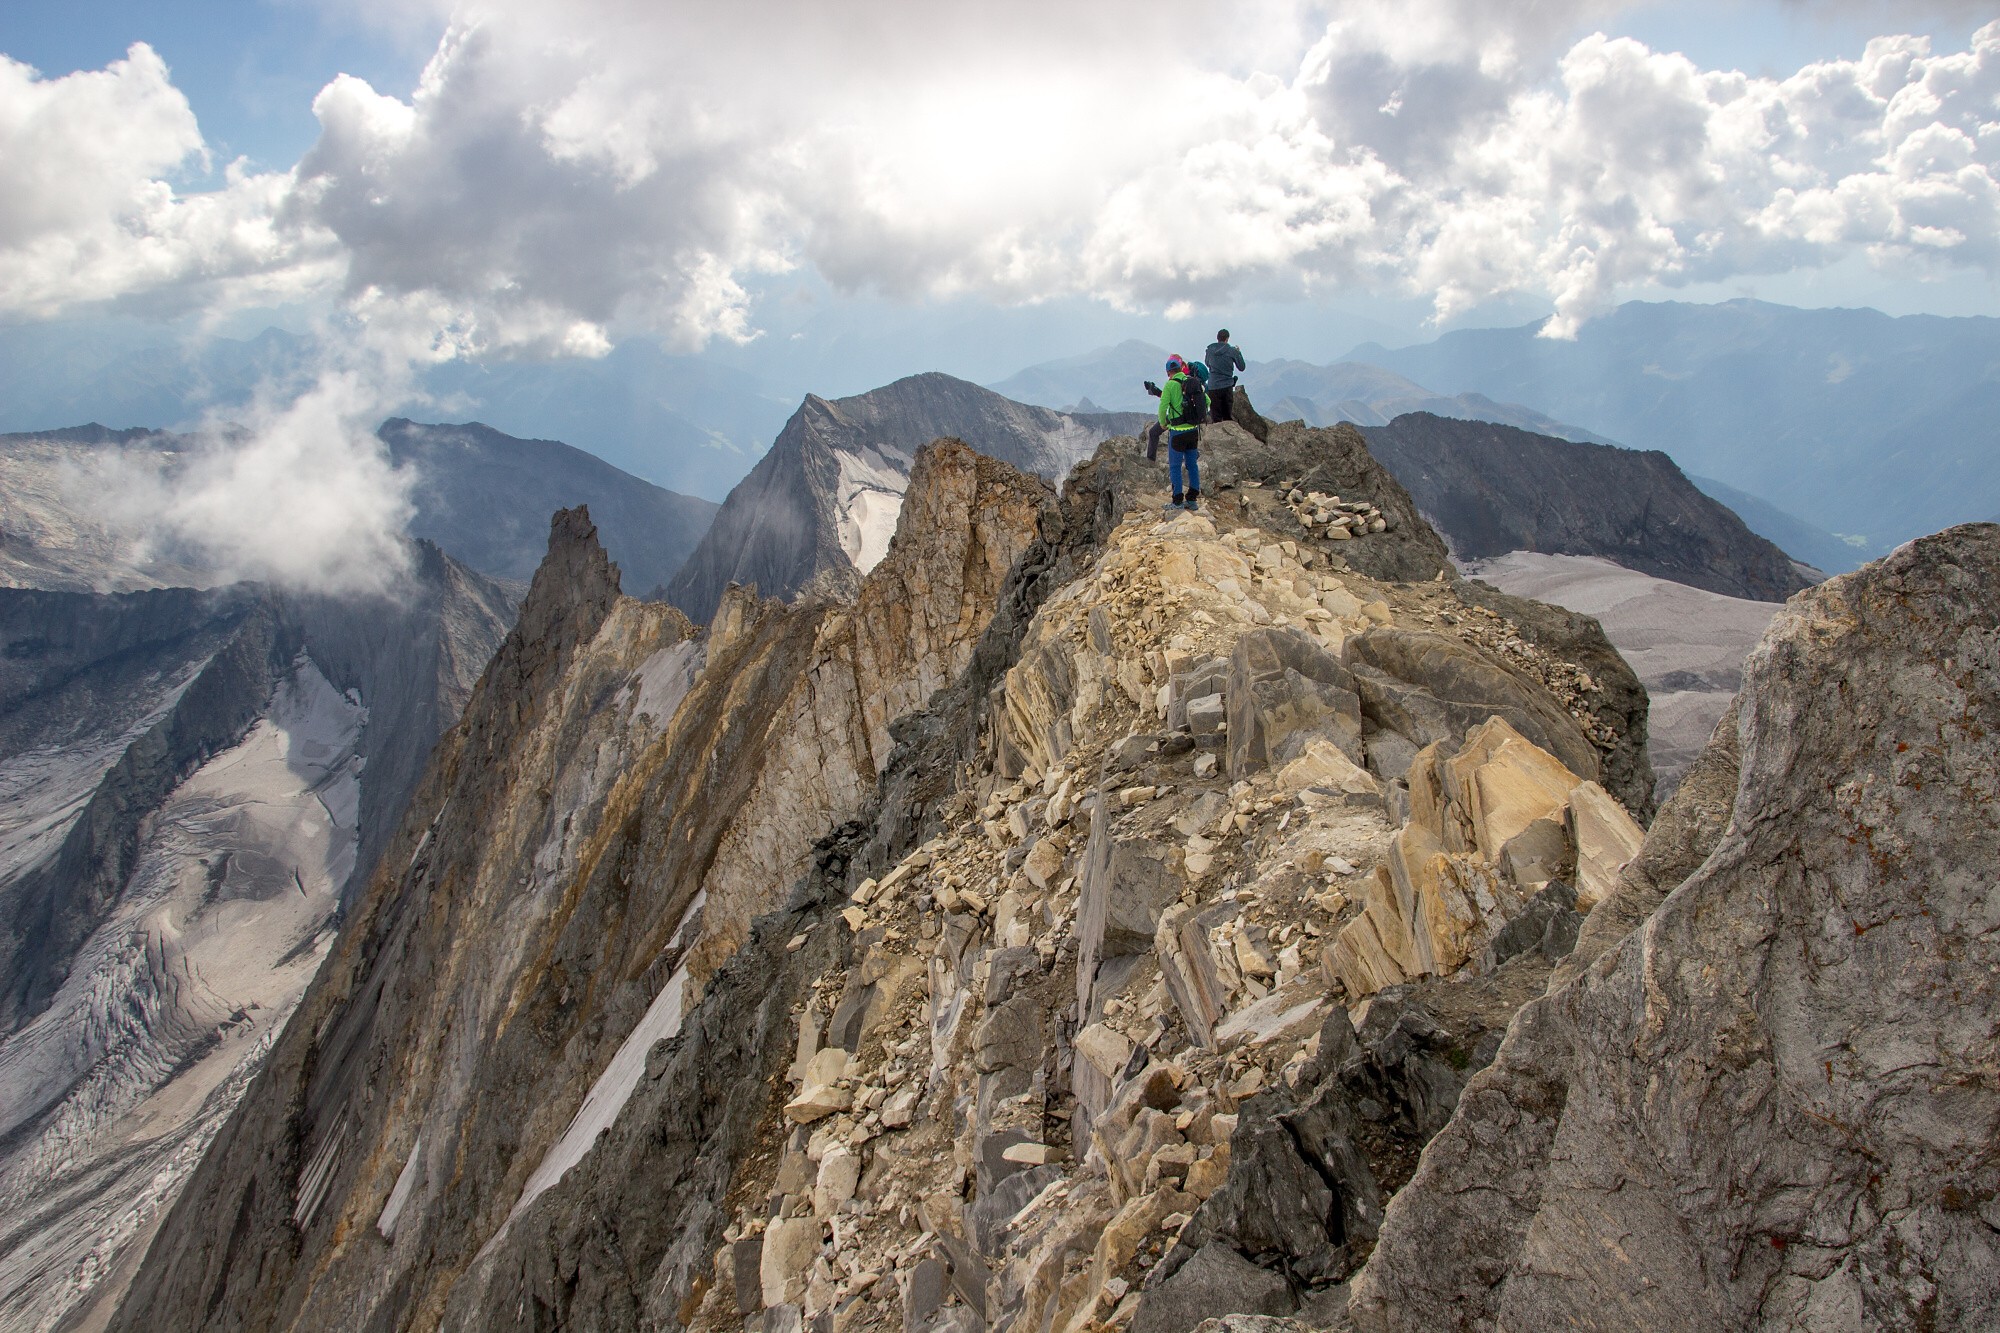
[1185,488,1200,510]
[1164,496,1184,514]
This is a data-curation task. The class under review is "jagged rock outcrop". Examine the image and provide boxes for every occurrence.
[665,373,1146,622]
[1345,522,2000,1331]
[109,446,1057,1333]
[0,546,515,1332]
[620,424,1650,1333]
[1358,413,1812,601]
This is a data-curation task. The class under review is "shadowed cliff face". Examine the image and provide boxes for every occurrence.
[1359,413,1814,602]
[108,445,1059,1333]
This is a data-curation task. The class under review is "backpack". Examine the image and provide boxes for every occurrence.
[1171,372,1206,429]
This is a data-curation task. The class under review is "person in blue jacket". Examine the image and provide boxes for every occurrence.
[1156,355,1204,510]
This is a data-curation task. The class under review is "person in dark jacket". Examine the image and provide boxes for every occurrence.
[1156,355,1204,510]
[1204,329,1246,422]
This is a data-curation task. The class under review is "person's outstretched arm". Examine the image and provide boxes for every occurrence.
[1231,345,1246,372]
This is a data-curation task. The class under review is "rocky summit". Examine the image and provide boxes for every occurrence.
[101,411,1996,1333]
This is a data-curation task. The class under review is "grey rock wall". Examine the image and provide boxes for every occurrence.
[1345,522,2000,1331]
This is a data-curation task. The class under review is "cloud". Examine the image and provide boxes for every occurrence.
[87,357,418,596]
[0,44,336,318]
[7,4,2000,348]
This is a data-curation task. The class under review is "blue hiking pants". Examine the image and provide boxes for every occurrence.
[1168,432,1199,498]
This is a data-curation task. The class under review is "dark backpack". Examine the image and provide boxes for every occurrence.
[1173,372,1207,428]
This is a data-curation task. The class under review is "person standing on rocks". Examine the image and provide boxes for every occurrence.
[1157,355,1205,511]
[1204,329,1246,422]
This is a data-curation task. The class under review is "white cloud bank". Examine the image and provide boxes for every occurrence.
[88,362,419,596]
[4,1,2000,347]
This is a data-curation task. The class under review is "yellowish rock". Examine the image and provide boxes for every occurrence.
[1569,779,1645,910]
[1275,739,1379,798]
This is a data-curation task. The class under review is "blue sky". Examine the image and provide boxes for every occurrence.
[0,0,428,173]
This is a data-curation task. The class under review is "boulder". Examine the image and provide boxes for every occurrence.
[1161,1096,1352,1286]
[1342,628,1598,782]
[1156,902,1237,1048]
[814,1147,862,1217]
[1185,693,1227,737]
[1564,779,1644,910]
[1273,740,1379,799]
[760,1217,823,1308]
[1477,880,1582,971]
[1131,1243,1296,1333]
[1225,628,1364,777]
[1077,798,1185,1017]
[1438,716,1584,862]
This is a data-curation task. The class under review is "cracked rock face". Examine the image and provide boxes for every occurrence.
[1346,522,2000,1332]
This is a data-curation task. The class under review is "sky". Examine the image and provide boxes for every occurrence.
[5,0,1999,352]
[3,0,1998,588]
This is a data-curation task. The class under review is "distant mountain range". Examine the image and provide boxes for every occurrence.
[0,324,795,503]
[985,339,1604,444]
[664,373,1147,622]
[989,332,1881,573]
[12,297,1985,568]
[379,420,717,595]
[1344,299,2000,554]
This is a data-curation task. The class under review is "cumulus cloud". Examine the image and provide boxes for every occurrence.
[7,3,2000,346]
[87,355,418,596]
[0,44,336,317]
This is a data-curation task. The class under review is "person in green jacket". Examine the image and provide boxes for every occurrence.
[1157,355,1204,510]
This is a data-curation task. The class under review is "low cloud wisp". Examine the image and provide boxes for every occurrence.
[89,368,418,597]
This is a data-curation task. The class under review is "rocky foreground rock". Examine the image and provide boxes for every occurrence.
[105,411,1993,1333]
[1344,522,2000,1331]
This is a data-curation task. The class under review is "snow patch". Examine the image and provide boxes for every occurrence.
[377,1135,423,1239]
[505,891,707,1222]
[623,639,703,732]
[834,445,910,575]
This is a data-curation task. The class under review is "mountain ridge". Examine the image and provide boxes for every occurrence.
[1359,413,1812,602]
[664,372,1147,622]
